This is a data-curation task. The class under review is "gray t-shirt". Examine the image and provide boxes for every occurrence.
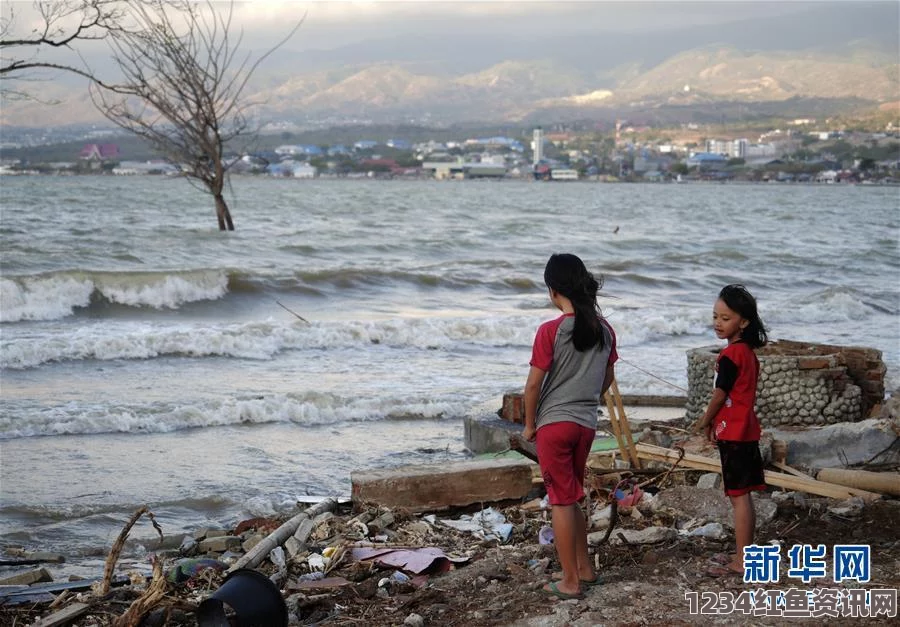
[531,315,616,431]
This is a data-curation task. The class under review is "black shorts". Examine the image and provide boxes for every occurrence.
[717,440,766,497]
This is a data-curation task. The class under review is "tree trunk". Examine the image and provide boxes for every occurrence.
[214,193,235,231]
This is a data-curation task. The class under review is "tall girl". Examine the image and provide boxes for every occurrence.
[522,253,617,600]
[694,284,769,577]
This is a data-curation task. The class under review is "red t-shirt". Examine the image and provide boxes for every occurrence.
[713,341,761,442]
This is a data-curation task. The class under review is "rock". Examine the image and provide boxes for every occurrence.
[179,536,198,556]
[687,522,727,540]
[0,568,53,585]
[638,429,673,449]
[755,498,778,527]
[603,526,677,545]
[769,418,900,468]
[652,486,776,530]
[198,535,242,553]
[404,613,425,627]
[696,473,722,490]
[652,487,732,524]
[827,496,865,518]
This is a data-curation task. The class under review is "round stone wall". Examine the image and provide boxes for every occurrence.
[686,344,868,428]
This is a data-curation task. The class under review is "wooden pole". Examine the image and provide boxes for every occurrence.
[228,498,337,573]
[815,468,900,497]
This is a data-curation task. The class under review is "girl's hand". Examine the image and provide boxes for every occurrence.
[522,425,536,442]
[706,423,716,444]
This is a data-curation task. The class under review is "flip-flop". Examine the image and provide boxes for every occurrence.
[551,572,603,587]
[707,553,732,566]
[543,581,585,600]
[705,564,742,578]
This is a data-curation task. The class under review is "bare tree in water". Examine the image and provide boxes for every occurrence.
[91,1,301,230]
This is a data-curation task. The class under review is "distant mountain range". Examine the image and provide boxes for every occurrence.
[2,3,897,128]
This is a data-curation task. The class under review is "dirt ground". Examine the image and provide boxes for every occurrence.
[4,473,899,627]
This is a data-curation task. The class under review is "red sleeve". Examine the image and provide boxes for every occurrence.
[529,319,559,371]
[603,320,618,365]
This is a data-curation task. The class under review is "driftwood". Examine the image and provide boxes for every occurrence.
[228,498,337,573]
[101,507,162,596]
[636,443,882,501]
[113,557,167,627]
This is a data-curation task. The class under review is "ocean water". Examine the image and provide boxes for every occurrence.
[1,176,898,578]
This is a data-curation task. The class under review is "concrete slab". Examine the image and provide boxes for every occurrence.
[350,459,534,513]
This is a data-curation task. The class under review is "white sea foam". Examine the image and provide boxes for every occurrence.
[0,271,229,322]
[768,288,873,324]
[0,276,94,322]
[1,309,719,370]
[0,392,471,438]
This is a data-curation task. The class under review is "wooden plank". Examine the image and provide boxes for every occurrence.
[618,394,687,407]
[771,461,815,480]
[635,443,882,501]
[611,379,641,469]
[603,391,630,464]
[32,602,91,627]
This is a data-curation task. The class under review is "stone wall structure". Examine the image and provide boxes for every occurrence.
[686,341,886,428]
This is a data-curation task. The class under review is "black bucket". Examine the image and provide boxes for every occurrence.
[196,568,288,627]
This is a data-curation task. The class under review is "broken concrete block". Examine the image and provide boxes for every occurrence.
[696,473,722,490]
[602,526,677,545]
[0,568,53,586]
[351,459,533,513]
[770,418,900,468]
[198,535,242,553]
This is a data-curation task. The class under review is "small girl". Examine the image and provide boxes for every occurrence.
[522,253,617,599]
[693,284,768,577]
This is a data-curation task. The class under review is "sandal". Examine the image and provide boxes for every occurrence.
[551,572,603,586]
[707,552,732,566]
[705,564,742,578]
[543,581,585,600]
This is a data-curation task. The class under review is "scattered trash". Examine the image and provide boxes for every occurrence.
[687,522,727,540]
[165,558,228,585]
[538,525,555,545]
[350,547,469,575]
[428,507,514,542]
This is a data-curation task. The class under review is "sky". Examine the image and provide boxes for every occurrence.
[5,1,893,53]
[229,1,848,51]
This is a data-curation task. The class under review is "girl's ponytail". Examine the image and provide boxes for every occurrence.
[544,254,605,352]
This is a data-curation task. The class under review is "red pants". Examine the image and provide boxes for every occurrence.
[536,421,594,506]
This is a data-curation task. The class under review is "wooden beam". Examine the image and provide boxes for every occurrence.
[32,602,91,627]
[770,461,815,480]
[635,443,881,502]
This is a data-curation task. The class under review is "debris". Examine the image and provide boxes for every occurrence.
[636,443,882,501]
[228,498,337,573]
[0,568,53,586]
[350,547,469,574]
[429,507,514,542]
